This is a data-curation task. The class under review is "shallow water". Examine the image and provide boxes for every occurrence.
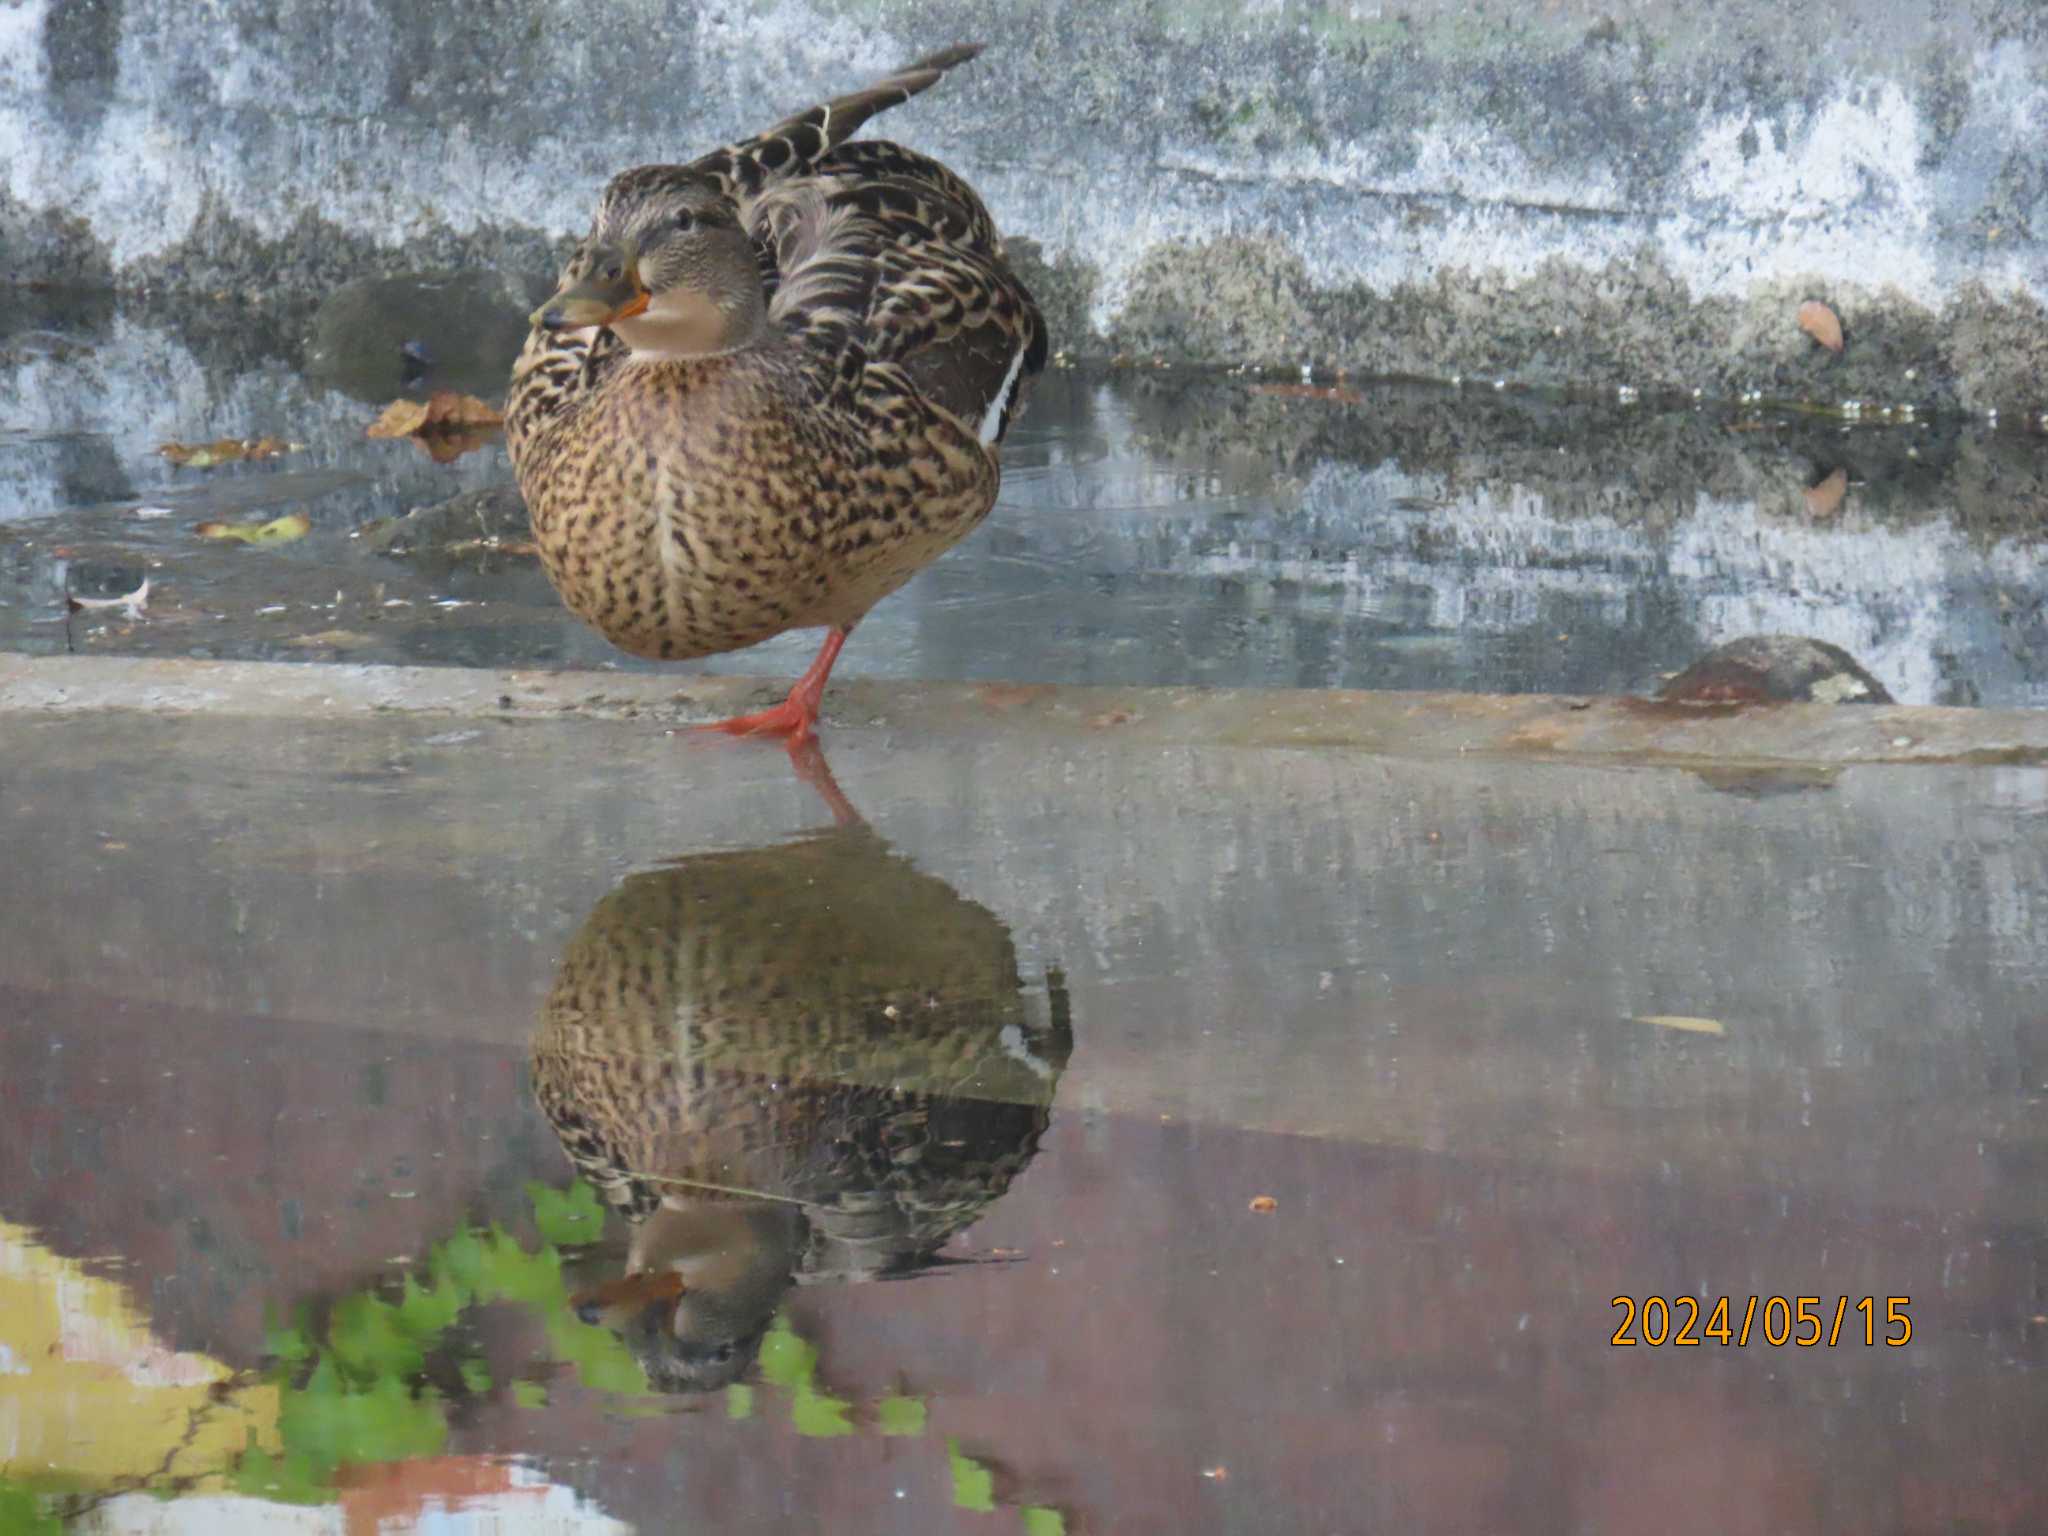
[5,286,2048,1532]
[4,708,2047,1533]
[5,287,2048,705]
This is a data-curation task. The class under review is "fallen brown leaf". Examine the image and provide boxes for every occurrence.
[1248,1195,1278,1213]
[1803,467,1849,518]
[158,436,298,468]
[421,428,500,463]
[367,392,506,463]
[367,391,505,440]
[1797,300,1844,354]
[1086,708,1136,728]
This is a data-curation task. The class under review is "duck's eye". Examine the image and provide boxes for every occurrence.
[674,210,696,232]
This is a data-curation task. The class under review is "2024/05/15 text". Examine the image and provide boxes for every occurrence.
[1611,1296,1912,1347]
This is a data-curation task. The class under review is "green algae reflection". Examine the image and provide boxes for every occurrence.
[239,1204,646,1503]
[231,1179,1065,1533]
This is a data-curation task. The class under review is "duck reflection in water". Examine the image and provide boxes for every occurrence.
[530,764,1071,1391]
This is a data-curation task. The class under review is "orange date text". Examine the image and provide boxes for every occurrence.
[1609,1295,1912,1347]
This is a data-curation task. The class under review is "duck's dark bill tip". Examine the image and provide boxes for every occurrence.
[568,1269,687,1322]
[532,289,650,332]
[908,42,984,72]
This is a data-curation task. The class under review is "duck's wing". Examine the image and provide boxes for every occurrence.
[749,151,1046,446]
[692,45,1047,444]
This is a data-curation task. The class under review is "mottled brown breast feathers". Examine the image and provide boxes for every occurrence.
[506,47,1047,668]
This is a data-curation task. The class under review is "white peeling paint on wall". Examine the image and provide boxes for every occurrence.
[6,0,2048,327]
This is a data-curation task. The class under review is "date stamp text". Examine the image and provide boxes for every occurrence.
[1610,1295,1912,1347]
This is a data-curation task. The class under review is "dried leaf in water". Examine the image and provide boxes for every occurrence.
[367,391,505,439]
[1248,1195,1278,1213]
[194,511,313,545]
[1797,300,1844,354]
[367,392,506,463]
[367,399,433,438]
[1803,467,1849,518]
[1632,1014,1726,1036]
[158,436,298,468]
[419,428,501,463]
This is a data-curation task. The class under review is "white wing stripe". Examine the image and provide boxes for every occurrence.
[978,339,1029,446]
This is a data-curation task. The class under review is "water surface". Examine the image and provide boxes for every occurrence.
[5,288,2048,705]
[3,712,2045,1532]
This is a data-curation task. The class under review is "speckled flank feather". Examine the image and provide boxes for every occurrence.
[530,829,1072,1263]
[506,46,1046,667]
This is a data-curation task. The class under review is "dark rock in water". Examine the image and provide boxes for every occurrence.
[1690,765,1843,798]
[360,483,530,558]
[399,338,434,385]
[305,272,531,403]
[1659,635,1894,705]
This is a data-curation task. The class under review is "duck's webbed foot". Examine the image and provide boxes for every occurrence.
[694,626,851,748]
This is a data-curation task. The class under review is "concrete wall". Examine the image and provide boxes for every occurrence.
[4,0,2048,405]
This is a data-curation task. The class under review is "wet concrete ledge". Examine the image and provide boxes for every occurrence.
[4,651,2044,768]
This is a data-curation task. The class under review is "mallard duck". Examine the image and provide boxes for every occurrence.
[505,45,1046,745]
[531,825,1072,1390]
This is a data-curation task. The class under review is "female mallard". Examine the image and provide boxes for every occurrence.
[506,45,1046,745]
[532,826,1072,1390]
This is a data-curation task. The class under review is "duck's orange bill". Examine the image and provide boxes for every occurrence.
[570,1269,685,1313]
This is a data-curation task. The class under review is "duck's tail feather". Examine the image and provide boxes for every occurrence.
[776,44,984,150]
[694,44,984,196]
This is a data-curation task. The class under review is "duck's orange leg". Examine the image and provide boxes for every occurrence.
[694,626,850,747]
[785,736,866,828]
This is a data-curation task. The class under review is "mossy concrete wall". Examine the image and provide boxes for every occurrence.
[5,0,2048,406]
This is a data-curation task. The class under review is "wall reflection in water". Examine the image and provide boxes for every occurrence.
[8,289,2048,703]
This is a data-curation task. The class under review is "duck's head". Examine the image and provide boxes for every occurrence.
[533,170,766,359]
[567,1201,802,1392]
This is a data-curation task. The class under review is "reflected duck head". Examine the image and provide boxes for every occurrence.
[568,1201,803,1393]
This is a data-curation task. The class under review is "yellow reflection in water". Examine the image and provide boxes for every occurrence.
[0,1220,280,1489]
